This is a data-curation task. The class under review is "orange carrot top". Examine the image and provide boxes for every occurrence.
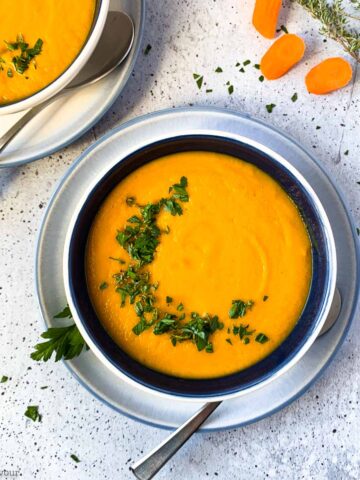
[253,0,282,39]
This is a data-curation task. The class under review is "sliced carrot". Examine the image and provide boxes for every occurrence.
[305,57,352,95]
[252,0,282,39]
[260,34,306,80]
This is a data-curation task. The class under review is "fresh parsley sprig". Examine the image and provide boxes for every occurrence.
[31,306,88,362]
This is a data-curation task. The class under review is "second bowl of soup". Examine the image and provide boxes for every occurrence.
[0,0,109,114]
[64,136,336,400]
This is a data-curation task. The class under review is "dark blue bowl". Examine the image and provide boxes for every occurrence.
[65,135,335,399]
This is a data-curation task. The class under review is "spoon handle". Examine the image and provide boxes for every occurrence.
[0,90,69,156]
[130,401,221,480]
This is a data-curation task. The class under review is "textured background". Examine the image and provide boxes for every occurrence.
[1,1,359,479]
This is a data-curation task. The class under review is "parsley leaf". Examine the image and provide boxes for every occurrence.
[31,306,88,362]
[25,405,41,422]
[229,300,254,319]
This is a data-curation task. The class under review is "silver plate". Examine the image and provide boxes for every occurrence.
[35,107,359,431]
[0,0,145,168]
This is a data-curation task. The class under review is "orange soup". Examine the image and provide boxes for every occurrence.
[86,152,312,379]
[0,0,96,105]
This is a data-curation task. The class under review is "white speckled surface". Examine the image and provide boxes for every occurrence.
[1,1,360,479]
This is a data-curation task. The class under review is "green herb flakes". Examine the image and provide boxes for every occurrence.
[258,75,264,82]
[229,300,253,319]
[70,454,80,463]
[215,66,223,73]
[228,84,234,94]
[266,103,276,113]
[291,92,298,102]
[99,281,108,290]
[166,296,173,304]
[255,333,269,344]
[25,405,41,422]
[143,44,152,55]
[193,73,204,89]
[1,375,9,383]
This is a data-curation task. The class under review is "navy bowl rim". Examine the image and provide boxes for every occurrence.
[66,134,333,398]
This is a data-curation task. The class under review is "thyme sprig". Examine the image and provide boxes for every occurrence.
[295,0,360,62]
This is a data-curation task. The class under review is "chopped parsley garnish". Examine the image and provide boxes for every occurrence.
[193,73,203,89]
[266,103,276,113]
[31,306,88,362]
[258,75,264,82]
[291,93,298,102]
[116,178,188,265]
[215,66,223,73]
[70,454,80,463]
[109,256,126,264]
[254,64,260,69]
[280,25,288,34]
[263,295,269,302]
[255,333,269,344]
[7,68,13,78]
[344,150,349,156]
[233,324,255,342]
[169,313,223,352]
[25,405,41,422]
[239,67,245,73]
[243,59,251,66]
[1,375,9,383]
[177,303,184,311]
[226,338,233,345]
[99,281,108,290]
[3,35,43,75]
[143,44,152,55]
[166,296,173,304]
[228,84,234,94]
[206,89,213,93]
[229,300,254,319]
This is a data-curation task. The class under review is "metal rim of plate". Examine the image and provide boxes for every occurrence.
[35,107,360,431]
[0,0,145,168]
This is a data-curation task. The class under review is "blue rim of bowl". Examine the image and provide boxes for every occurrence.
[1,0,145,168]
[35,106,360,430]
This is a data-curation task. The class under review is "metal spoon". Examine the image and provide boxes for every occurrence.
[0,11,134,155]
[131,288,342,480]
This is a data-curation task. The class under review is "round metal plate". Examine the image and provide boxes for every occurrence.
[0,0,145,168]
[35,107,359,431]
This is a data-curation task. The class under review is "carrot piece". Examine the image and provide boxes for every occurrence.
[260,34,306,80]
[253,0,282,39]
[305,57,352,95]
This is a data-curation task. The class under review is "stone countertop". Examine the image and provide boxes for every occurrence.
[1,1,359,479]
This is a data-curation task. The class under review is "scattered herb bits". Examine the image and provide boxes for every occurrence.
[291,92,298,102]
[143,44,152,55]
[215,66,223,73]
[70,454,80,463]
[25,405,42,422]
[266,103,276,113]
[99,281,108,290]
[255,333,269,344]
[229,300,254,319]
[1,375,9,383]
[193,73,204,89]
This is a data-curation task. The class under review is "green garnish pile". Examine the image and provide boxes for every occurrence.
[0,34,43,77]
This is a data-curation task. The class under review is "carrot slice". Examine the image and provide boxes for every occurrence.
[260,34,306,80]
[253,0,282,39]
[305,57,353,95]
